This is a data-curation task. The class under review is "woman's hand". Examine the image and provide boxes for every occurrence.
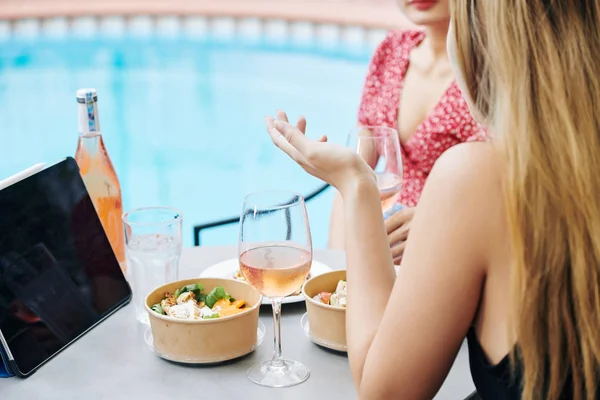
[265,111,375,194]
[385,207,416,264]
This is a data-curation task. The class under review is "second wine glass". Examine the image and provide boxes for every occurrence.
[238,190,312,388]
[346,126,403,216]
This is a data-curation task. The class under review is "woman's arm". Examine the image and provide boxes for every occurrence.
[342,177,397,387]
[328,192,345,249]
[329,127,379,250]
[342,144,493,399]
[265,117,493,399]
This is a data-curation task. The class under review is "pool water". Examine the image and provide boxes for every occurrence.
[0,27,372,247]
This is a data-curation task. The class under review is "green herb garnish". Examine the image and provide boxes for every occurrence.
[205,286,232,308]
[174,283,204,300]
[151,303,165,315]
[196,293,207,303]
[183,283,203,294]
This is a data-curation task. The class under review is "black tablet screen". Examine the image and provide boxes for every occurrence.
[0,157,131,375]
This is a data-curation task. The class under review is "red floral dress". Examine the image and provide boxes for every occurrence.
[358,30,486,207]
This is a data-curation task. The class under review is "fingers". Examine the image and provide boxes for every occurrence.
[297,115,307,134]
[269,111,322,153]
[388,222,410,245]
[265,116,305,162]
[273,119,310,154]
[391,241,406,262]
[385,209,408,234]
[276,110,308,134]
[275,111,313,137]
[384,207,414,234]
[276,110,289,123]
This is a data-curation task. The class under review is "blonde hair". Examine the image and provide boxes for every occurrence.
[450,1,600,399]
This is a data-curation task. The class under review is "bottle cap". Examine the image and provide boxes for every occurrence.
[76,88,100,133]
[76,88,97,103]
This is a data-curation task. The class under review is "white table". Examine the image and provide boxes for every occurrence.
[0,246,475,399]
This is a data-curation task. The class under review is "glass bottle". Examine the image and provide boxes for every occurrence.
[74,88,126,274]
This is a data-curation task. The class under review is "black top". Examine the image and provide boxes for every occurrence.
[467,329,522,400]
[467,329,595,399]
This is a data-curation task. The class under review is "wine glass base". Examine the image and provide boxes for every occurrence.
[246,359,310,388]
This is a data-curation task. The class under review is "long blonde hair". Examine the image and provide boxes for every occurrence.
[450,1,600,399]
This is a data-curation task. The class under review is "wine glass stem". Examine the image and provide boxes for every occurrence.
[271,297,284,367]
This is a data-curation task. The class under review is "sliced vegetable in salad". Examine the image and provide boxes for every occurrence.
[151,283,246,320]
[313,280,347,308]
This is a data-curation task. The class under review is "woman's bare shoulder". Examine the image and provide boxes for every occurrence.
[418,141,504,256]
[429,142,500,192]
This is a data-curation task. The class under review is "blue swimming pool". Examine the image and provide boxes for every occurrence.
[0,19,373,247]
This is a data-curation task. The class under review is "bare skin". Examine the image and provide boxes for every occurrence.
[329,7,457,261]
[266,113,511,399]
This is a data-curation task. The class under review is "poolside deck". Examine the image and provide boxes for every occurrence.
[0,0,410,30]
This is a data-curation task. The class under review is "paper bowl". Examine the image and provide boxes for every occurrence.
[302,270,347,351]
[145,278,262,363]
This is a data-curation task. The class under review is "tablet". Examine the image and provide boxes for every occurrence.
[0,157,132,377]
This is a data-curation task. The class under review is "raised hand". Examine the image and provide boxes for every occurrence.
[265,111,375,194]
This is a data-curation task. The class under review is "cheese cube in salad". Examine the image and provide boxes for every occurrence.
[312,280,347,308]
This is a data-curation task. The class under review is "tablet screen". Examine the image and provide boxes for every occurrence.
[0,158,131,376]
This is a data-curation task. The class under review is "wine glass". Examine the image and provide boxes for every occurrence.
[238,190,312,388]
[346,126,403,218]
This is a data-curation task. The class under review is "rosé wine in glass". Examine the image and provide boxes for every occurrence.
[347,126,404,216]
[238,190,312,388]
[239,245,311,298]
[376,171,402,214]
